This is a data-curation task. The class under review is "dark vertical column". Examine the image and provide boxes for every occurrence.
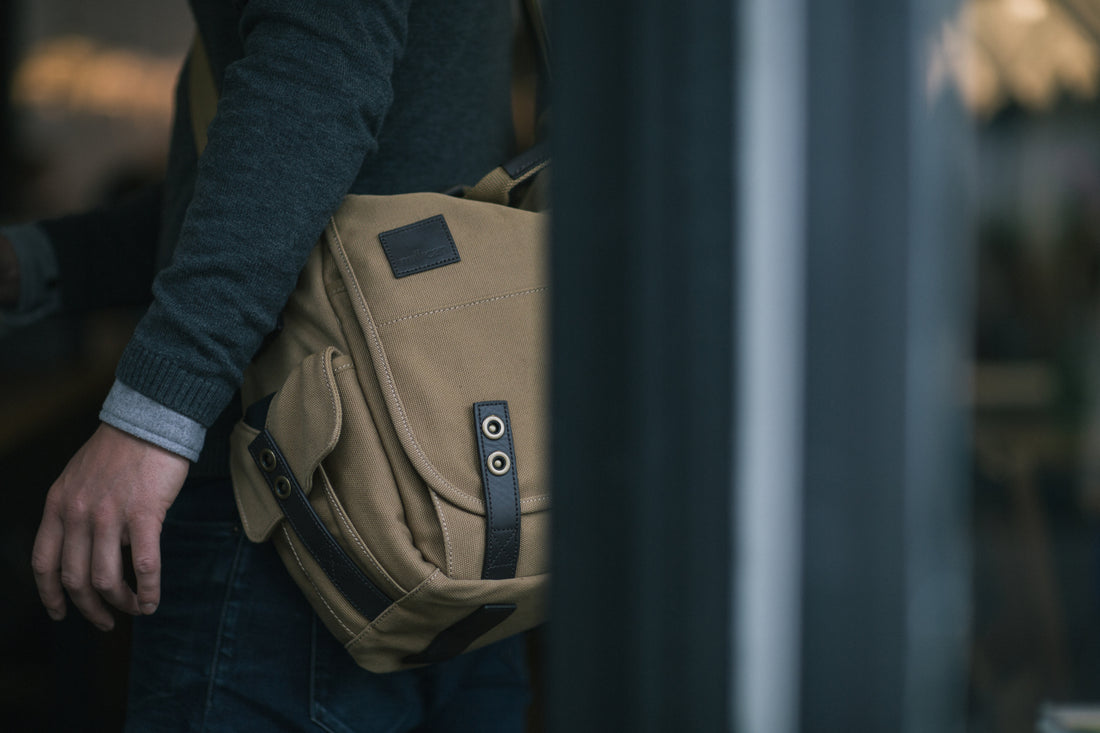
[799,1,971,731]
[546,0,735,730]
[0,0,17,214]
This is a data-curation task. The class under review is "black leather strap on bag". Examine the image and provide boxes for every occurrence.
[402,604,517,665]
[474,401,521,580]
[245,398,392,621]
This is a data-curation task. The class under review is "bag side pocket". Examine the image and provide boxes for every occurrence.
[229,347,345,542]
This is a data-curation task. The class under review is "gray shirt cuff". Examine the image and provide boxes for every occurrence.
[1,223,61,324]
[100,380,206,462]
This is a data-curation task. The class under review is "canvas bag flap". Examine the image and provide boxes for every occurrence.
[326,191,549,517]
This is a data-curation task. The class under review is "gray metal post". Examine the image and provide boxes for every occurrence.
[734,0,806,730]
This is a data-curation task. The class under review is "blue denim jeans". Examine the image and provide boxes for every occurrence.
[124,478,531,732]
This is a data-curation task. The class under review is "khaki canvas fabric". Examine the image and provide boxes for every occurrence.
[228,164,550,672]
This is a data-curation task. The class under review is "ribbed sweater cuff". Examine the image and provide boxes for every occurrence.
[100,381,205,462]
[115,341,235,427]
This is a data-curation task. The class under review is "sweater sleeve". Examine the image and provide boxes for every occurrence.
[114,0,413,426]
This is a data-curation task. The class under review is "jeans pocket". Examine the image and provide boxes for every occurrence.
[125,517,244,732]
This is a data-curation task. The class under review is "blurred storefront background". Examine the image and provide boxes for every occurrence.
[941,2,1100,730]
[0,2,187,730]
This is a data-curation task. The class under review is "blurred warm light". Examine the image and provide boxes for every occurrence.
[11,36,181,124]
[928,0,1100,118]
[1006,0,1051,23]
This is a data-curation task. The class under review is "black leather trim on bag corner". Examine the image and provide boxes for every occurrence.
[247,429,392,621]
[473,401,521,581]
[402,603,517,665]
[378,214,460,278]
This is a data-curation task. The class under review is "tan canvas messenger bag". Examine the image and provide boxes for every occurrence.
[188,24,550,672]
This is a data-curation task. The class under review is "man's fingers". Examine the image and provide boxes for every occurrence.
[32,425,188,628]
[91,521,140,616]
[60,517,115,631]
[129,515,163,614]
[30,510,66,621]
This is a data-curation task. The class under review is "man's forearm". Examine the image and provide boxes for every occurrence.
[0,234,19,307]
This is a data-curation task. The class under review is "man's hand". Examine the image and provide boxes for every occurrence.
[0,234,19,307]
[31,424,189,630]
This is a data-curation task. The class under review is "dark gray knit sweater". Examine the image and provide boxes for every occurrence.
[38,0,516,473]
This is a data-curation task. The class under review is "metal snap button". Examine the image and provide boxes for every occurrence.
[487,450,511,476]
[274,476,292,499]
[481,415,505,440]
[259,449,278,472]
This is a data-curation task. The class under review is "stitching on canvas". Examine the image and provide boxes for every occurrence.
[377,287,547,328]
[322,477,404,597]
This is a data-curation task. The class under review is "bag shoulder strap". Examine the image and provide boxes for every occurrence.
[464,142,550,207]
[523,0,551,85]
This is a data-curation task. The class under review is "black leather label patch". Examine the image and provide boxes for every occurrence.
[378,215,460,278]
